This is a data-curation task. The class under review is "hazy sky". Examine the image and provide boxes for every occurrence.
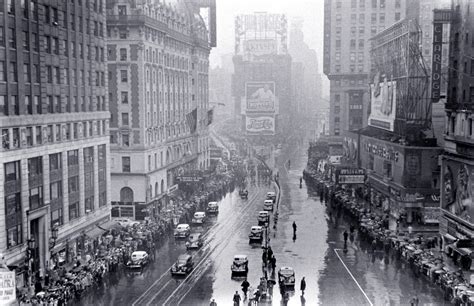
[210,0,325,72]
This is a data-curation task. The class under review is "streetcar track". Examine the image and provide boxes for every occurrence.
[133,186,264,305]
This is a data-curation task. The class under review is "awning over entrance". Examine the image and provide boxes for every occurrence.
[96,220,122,232]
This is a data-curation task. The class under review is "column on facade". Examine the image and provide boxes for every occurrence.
[62,150,69,224]
[78,144,85,217]
[93,143,99,211]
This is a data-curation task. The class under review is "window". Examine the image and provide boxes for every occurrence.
[35,126,41,144]
[50,181,62,199]
[372,0,377,8]
[5,193,22,248]
[8,0,15,15]
[122,156,130,172]
[395,0,401,8]
[10,62,17,82]
[383,161,392,178]
[118,5,127,15]
[68,176,79,193]
[84,147,94,163]
[25,95,32,114]
[85,196,94,213]
[395,12,401,21]
[120,48,127,61]
[122,113,129,126]
[67,149,79,166]
[350,39,356,48]
[371,13,377,23]
[34,95,40,113]
[69,201,79,220]
[28,156,42,176]
[0,27,4,46]
[29,186,43,210]
[84,171,93,190]
[122,134,129,146]
[120,70,128,82]
[380,0,385,8]
[4,161,20,182]
[359,39,365,48]
[51,208,63,227]
[99,191,106,207]
[121,91,128,104]
[22,31,29,50]
[0,62,5,82]
[23,64,30,83]
[49,153,61,171]
[379,13,385,23]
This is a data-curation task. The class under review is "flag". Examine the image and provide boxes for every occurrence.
[186,108,197,133]
[207,109,214,126]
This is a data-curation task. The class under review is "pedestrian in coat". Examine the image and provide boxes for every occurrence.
[300,277,306,295]
[233,291,241,306]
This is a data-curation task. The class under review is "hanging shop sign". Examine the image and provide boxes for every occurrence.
[364,141,399,162]
[336,168,365,184]
[0,271,15,304]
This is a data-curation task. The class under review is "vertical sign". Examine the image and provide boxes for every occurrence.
[431,22,443,102]
[0,271,16,304]
[431,9,452,103]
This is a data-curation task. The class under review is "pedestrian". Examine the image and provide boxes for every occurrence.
[410,295,419,306]
[233,291,241,306]
[343,230,348,244]
[241,279,250,297]
[267,246,273,260]
[262,250,268,265]
[210,298,217,306]
[300,277,306,295]
[292,221,297,234]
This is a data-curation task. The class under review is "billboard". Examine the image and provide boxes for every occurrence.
[244,39,277,57]
[0,271,15,304]
[245,115,275,135]
[245,82,277,113]
[441,160,474,225]
[369,79,397,131]
[336,168,365,184]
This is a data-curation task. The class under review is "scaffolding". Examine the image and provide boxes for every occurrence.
[370,19,431,138]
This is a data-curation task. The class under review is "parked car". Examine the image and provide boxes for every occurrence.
[258,211,270,226]
[186,233,204,250]
[126,251,149,269]
[278,267,296,288]
[239,189,249,199]
[171,254,194,275]
[192,212,207,224]
[231,255,248,276]
[266,191,276,202]
[114,218,140,227]
[174,224,191,238]
[248,226,264,243]
[263,199,274,211]
[207,201,219,214]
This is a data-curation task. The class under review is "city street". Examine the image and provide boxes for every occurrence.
[73,141,446,306]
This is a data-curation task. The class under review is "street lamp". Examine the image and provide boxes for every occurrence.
[49,224,59,250]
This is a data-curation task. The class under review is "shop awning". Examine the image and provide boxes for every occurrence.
[97,220,122,232]
[443,233,457,242]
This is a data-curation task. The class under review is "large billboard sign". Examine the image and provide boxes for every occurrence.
[244,39,277,57]
[245,115,275,135]
[441,160,474,225]
[245,82,277,113]
[369,79,397,131]
[0,271,15,304]
[336,168,365,184]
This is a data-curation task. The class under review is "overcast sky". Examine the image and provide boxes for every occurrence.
[210,0,325,74]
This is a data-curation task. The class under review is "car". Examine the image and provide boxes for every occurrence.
[266,192,276,203]
[191,212,207,224]
[231,255,248,276]
[114,218,141,227]
[186,233,204,250]
[207,201,219,214]
[278,267,296,288]
[239,189,248,199]
[126,251,149,269]
[257,211,270,226]
[171,254,194,275]
[263,199,274,211]
[174,224,191,238]
[248,226,264,243]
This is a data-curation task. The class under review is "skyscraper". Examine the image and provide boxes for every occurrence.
[0,0,110,279]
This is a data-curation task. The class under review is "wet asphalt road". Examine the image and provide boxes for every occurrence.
[77,142,446,306]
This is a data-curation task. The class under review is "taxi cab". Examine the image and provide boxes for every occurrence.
[263,199,274,211]
[257,211,270,226]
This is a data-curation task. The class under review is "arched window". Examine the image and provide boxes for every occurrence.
[120,187,134,203]
[166,150,170,164]
[155,182,158,197]
[161,179,165,194]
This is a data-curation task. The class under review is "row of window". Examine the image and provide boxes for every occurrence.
[44,35,105,62]
[43,4,104,36]
[337,0,401,10]
[0,94,107,116]
[1,120,108,150]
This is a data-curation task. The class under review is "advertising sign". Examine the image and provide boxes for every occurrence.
[245,115,275,135]
[336,168,365,184]
[424,207,440,224]
[244,39,277,57]
[0,271,16,304]
[245,82,276,113]
[369,79,397,131]
[431,23,443,102]
[441,160,474,225]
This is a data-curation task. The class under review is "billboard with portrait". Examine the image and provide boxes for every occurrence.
[441,159,474,225]
[245,82,277,113]
[245,115,275,135]
[368,79,397,131]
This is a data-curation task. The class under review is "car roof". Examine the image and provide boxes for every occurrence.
[251,226,263,230]
[178,254,192,260]
[259,211,269,214]
[234,255,248,260]
[132,251,147,256]
[189,233,201,238]
[194,212,206,216]
[208,201,218,205]
[177,224,190,228]
[264,200,273,203]
[267,192,275,195]
[279,266,294,273]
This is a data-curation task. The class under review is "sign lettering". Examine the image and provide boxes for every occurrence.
[431,22,443,102]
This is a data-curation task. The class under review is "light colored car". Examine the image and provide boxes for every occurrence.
[231,255,248,275]
[115,218,140,227]
[186,233,204,250]
[257,211,270,225]
[266,191,276,202]
[192,212,207,224]
[278,267,296,287]
[174,224,191,238]
[207,201,219,214]
[248,226,263,242]
[263,199,274,211]
[126,251,149,269]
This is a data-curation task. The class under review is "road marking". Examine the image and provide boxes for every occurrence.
[333,248,374,306]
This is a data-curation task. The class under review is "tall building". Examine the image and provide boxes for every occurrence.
[0,0,110,282]
[323,0,407,137]
[106,0,215,220]
[440,0,474,255]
